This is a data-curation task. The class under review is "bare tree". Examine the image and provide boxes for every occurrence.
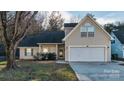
[70,15,80,23]
[27,12,47,35]
[47,11,64,31]
[0,11,38,69]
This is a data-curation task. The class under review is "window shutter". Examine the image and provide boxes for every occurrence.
[31,49,33,56]
[25,48,27,56]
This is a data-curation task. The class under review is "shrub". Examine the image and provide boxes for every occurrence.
[33,52,56,61]
[117,58,124,61]
[33,53,43,61]
[47,53,56,60]
[112,54,118,60]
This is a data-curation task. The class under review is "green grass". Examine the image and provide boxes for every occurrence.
[0,61,78,81]
[0,61,7,65]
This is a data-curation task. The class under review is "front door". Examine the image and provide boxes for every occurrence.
[58,48,64,59]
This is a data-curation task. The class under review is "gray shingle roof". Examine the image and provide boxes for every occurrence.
[113,30,124,44]
[64,23,78,27]
[19,31,65,47]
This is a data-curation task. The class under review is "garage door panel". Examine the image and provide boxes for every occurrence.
[69,47,105,62]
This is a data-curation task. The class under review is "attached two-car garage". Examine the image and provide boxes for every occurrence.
[63,15,111,62]
[69,47,105,62]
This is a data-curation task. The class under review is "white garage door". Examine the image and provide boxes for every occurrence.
[69,47,105,62]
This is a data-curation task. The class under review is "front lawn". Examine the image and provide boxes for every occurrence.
[0,61,78,81]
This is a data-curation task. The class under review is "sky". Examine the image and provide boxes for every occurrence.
[60,11,124,25]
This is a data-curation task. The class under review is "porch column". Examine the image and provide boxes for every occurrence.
[56,44,58,60]
[39,44,41,53]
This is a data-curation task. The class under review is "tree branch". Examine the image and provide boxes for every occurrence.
[0,12,10,45]
[15,11,38,42]
[12,11,22,40]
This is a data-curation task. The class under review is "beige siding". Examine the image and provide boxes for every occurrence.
[64,27,74,36]
[19,47,38,59]
[65,18,111,62]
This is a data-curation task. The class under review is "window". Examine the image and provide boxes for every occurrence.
[43,48,48,53]
[80,23,95,37]
[25,48,33,56]
[111,37,115,44]
[80,26,87,37]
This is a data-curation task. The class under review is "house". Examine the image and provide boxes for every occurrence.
[111,30,124,58]
[19,31,65,60]
[18,15,112,62]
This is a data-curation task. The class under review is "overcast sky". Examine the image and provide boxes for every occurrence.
[60,11,124,25]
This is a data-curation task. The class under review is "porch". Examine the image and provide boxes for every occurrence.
[38,43,65,60]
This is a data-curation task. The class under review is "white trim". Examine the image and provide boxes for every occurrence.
[38,44,41,53]
[90,16,113,40]
[69,45,107,48]
[65,45,67,61]
[63,15,113,41]
[105,47,107,62]
[109,40,111,61]
[56,44,58,59]
[18,47,38,48]
[37,43,63,45]
[68,46,70,61]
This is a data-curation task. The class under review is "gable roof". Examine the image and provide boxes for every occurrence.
[64,23,78,27]
[19,31,65,47]
[63,15,113,41]
[113,30,124,44]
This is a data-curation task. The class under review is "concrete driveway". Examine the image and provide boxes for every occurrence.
[69,62,124,81]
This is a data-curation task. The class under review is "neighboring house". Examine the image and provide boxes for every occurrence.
[18,15,112,62]
[111,30,124,58]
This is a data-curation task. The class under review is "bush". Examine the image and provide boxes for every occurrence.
[33,52,56,61]
[112,54,118,60]
[117,58,124,61]
[33,53,43,61]
[47,53,56,60]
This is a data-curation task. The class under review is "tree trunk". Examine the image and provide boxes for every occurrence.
[5,44,18,70]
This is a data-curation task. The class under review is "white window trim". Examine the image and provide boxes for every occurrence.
[80,23,95,32]
[80,23,95,37]
[25,48,33,56]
